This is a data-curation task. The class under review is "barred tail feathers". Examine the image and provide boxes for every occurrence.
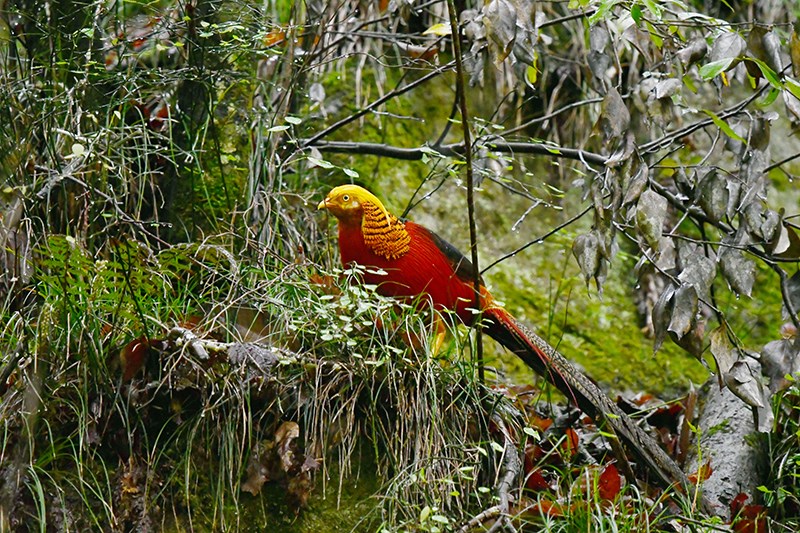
[482,306,582,411]
[481,306,695,495]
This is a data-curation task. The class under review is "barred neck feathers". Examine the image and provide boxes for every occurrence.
[361,201,410,260]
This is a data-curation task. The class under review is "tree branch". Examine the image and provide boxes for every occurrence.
[305,138,608,166]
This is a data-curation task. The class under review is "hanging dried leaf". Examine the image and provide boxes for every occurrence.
[745,24,769,80]
[773,223,800,260]
[676,38,707,67]
[708,30,746,68]
[696,169,728,223]
[761,337,800,394]
[762,29,783,74]
[783,270,800,320]
[653,284,676,352]
[668,284,698,339]
[635,189,667,251]
[572,232,600,288]
[622,162,648,207]
[709,325,737,377]
[760,209,781,243]
[723,359,766,409]
[792,22,800,77]
[678,254,716,300]
[654,78,682,100]
[719,249,755,297]
[511,0,537,67]
[483,0,517,64]
[596,87,630,143]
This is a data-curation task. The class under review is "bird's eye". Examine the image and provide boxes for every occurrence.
[342,195,350,201]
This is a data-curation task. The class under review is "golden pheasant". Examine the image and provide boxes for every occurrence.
[318,184,694,494]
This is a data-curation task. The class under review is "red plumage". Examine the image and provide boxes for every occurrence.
[337,218,484,324]
[319,184,699,496]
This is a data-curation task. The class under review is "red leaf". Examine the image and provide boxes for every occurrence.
[560,428,579,458]
[598,463,622,501]
[530,499,566,517]
[525,468,550,492]
[688,460,713,485]
[730,492,767,533]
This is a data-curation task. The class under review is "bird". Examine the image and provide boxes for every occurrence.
[318,183,695,495]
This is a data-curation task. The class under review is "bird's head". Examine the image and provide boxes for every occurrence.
[318,184,391,226]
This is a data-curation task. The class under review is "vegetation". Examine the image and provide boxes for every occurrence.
[1,0,799,531]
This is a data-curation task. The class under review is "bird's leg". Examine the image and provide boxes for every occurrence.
[430,312,447,356]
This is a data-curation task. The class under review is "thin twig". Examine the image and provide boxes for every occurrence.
[446,0,484,384]
[481,203,594,274]
[301,60,455,147]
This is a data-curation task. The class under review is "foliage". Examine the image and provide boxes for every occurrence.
[1,0,799,530]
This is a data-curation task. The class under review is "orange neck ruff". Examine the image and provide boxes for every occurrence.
[360,201,411,260]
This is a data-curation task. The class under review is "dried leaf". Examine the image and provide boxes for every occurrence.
[676,38,707,67]
[483,0,517,64]
[622,162,648,207]
[719,249,755,297]
[654,78,682,100]
[723,359,766,409]
[120,337,151,381]
[709,325,737,376]
[635,189,667,251]
[783,270,800,320]
[708,30,746,66]
[774,223,800,260]
[596,87,630,143]
[668,284,698,339]
[792,24,800,77]
[745,24,769,80]
[695,168,727,223]
[511,0,537,66]
[653,284,676,353]
[688,460,713,485]
[761,209,781,243]
[598,463,622,501]
[572,232,600,288]
[275,421,300,473]
[730,492,767,533]
[678,254,715,300]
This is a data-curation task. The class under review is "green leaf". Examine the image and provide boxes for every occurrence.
[786,77,800,100]
[285,116,302,125]
[631,4,642,24]
[747,57,782,89]
[343,168,359,178]
[267,125,290,132]
[758,87,780,107]
[307,156,334,169]
[419,505,431,523]
[643,0,661,19]
[699,57,735,80]
[646,22,663,49]
[703,109,746,142]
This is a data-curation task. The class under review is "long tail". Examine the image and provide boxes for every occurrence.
[482,306,695,496]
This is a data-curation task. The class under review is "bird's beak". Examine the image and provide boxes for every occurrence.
[317,197,328,210]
